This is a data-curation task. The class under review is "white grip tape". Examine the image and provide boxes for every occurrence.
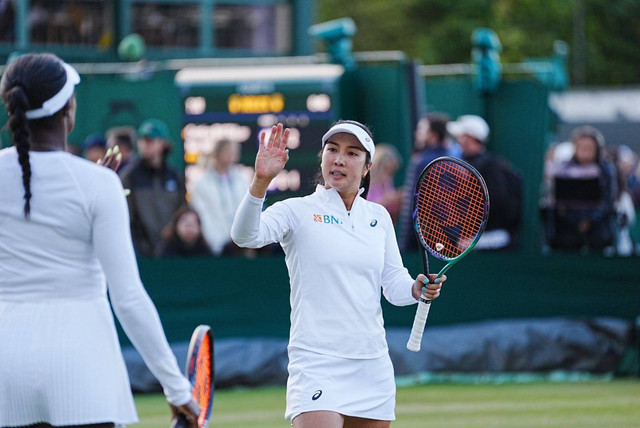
[406,299,432,352]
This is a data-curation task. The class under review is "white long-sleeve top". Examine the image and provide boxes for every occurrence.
[231,185,417,359]
[191,166,250,255]
[0,147,191,425]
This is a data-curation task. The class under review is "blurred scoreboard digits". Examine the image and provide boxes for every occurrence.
[175,63,345,203]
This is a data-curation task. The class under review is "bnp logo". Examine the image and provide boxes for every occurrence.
[313,214,343,225]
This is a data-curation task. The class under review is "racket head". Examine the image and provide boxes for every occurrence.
[183,324,215,428]
[413,156,489,263]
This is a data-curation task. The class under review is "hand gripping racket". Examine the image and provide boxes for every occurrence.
[406,157,489,352]
[172,325,215,428]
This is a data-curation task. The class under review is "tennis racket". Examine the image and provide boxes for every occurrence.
[406,157,489,352]
[172,325,215,428]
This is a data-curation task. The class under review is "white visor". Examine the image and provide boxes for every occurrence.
[322,122,375,159]
[25,61,81,120]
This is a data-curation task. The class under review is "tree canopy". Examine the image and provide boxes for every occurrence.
[317,0,640,86]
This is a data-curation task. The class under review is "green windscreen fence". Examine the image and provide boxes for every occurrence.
[124,252,640,345]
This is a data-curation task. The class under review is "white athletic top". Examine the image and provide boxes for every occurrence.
[231,185,417,359]
[191,165,251,255]
[0,147,191,426]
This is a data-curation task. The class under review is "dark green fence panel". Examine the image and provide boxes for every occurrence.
[352,60,414,182]
[73,70,184,169]
[123,252,640,345]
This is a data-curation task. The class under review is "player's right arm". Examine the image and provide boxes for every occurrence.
[231,124,292,248]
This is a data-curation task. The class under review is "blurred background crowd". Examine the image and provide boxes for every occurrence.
[1,0,640,259]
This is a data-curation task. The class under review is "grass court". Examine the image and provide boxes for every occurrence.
[135,379,640,427]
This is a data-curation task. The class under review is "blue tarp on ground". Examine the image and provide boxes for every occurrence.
[124,317,633,393]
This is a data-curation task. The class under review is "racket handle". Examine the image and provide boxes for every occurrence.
[406,297,432,352]
[170,414,188,428]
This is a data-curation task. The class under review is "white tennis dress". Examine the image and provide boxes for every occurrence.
[0,147,191,427]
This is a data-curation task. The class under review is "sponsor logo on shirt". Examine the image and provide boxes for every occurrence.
[370,219,378,227]
[313,214,343,225]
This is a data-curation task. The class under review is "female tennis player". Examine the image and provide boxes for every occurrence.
[231,122,445,427]
[0,54,199,428]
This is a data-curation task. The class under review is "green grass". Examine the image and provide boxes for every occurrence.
[135,379,640,428]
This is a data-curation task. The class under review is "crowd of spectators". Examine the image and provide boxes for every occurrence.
[540,125,640,255]
[70,115,640,258]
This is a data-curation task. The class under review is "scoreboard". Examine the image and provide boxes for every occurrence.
[175,63,346,202]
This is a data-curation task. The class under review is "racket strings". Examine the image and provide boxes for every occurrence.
[416,161,486,259]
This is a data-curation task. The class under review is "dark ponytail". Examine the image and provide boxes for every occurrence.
[5,86,32,217]
[360,164,371,199]
[1,53,68,218]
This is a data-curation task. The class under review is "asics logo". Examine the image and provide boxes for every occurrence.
[370,219,378,227]
[312,390,322,400]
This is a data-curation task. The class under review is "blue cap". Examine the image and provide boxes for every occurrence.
[83,133,106,149]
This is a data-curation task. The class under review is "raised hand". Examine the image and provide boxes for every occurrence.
[96,145,123,173]
[250,123,290,198]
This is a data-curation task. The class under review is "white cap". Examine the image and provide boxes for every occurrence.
[322,122,375,159]
[25,61,81,120]
[447,115,490,143]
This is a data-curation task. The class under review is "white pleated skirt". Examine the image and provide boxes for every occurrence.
[0,297,138,427]
[285,347,396,422]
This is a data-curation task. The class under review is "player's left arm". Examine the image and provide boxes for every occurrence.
[91,169,192,406]
[379,209,445,305]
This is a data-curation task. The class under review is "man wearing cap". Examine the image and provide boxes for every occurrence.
[106,125,137,174]
[448,115,523,250]
[398,112,462,251]
[231,121,444,427]
[82,132,107,163]
[120,118,186,256]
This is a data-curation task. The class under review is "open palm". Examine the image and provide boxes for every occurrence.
[255,123,290,181]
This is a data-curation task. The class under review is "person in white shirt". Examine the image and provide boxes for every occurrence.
[231,121,445,427]
[0,53,198,428]
[191,139,251,255]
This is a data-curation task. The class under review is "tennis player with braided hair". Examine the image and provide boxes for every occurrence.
[231,122,445,427]
[0,53,198,428]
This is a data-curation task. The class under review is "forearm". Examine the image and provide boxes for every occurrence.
[230,190,267,247]
[249,176,272,198]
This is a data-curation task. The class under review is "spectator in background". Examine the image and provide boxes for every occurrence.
[106,125,137,173]
[448,115,523,250]
[367,143,403,222]
[82,132,106,163]
[156,205,212,257]
[607,144,637,255]
[541,125,617,253]
[191,139,250,256]
[120,118,185,256]
[398,113,462,251]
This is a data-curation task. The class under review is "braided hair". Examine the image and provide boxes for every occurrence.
[0,53,68,217]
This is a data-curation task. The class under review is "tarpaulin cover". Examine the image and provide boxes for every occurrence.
[123,317,631,392]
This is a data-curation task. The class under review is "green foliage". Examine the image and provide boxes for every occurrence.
[316,0,640,85]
